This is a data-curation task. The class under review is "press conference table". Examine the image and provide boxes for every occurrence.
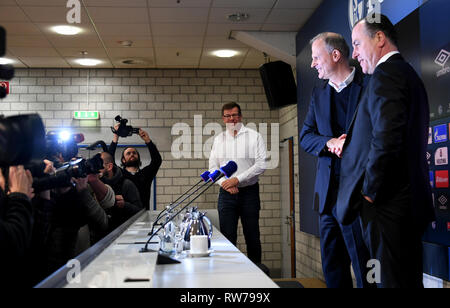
[59,211,278,288]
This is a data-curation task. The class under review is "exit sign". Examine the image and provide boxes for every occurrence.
[74,111,99,120]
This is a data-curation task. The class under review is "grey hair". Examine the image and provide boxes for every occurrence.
[310,32,350,60]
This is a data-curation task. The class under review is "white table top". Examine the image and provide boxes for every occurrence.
[65,211,278,288]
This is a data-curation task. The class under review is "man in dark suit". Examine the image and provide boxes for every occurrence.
[300,32,371,288]
[337,15,435,288]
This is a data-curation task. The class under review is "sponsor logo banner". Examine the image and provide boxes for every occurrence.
[434,124,447,143]
[435,147,448,166]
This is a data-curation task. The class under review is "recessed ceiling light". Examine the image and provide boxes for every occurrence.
[227,13,249,22]
[0,58,14,65]
[75,58,102,66]
[52,25,82,35]
[213,50,238,58]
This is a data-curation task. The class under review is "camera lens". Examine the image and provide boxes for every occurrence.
[0,114,46,165]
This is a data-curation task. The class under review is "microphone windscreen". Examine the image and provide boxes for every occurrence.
[220,160,237,178]
[200,171,210,182]
[208,170,222,182]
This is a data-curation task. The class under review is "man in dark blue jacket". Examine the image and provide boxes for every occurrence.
[337,15,435,288]
[300,32,371,288]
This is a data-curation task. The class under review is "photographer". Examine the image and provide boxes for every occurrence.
[109,124,162,210]
[44,152,110,274]
[0,166,34,287]
[99,152,142,230]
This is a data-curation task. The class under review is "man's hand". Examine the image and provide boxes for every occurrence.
[115,195,125,208]
[221,177,239,190]
[43,159,56,175]
[112,123,120,143]
[139,129,151,144]
[326,134,347,158]
[364,195,374,203]
[8,165,34,199]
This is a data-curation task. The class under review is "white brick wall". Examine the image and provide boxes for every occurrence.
[0,68,282,273]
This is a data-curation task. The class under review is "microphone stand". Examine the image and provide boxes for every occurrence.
[139,179,219,263]
[148,178,210,236]
[149,178,204,235]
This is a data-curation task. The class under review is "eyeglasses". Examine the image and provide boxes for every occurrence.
[222,113,241,119]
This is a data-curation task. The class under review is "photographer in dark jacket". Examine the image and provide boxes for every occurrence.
[0,166,34,287]
[109,126,162,210]
[99,152,143,230]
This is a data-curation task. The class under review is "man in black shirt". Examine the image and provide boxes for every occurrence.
[109,127,162,210]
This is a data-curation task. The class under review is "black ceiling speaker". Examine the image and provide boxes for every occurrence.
[259,60,297,110]
[0,26,5,57]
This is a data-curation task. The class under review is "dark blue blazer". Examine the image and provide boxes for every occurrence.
[336,54,435,227]
[299,69,366,214]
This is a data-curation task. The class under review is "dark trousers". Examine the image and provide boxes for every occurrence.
[320,182,372,288]
[359,197,425,288]
[218,183,261,264]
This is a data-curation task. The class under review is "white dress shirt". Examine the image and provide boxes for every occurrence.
[209,124,267,187]
[376,51,400,68]
[328,67,356,93]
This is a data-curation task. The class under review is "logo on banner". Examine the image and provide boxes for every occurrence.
[429,171,434,188]
[447,222,450,231]
[434,124,447,143]
[435,147,448,166]
[0,81,9,95]
[435,49,450,77]
[348,0,384,30]
[428,127,432,144]
[435,170,449,188]
[427,152,432,165]
[437,194,448,210]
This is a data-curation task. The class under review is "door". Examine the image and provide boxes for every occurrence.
[280,137,296,278]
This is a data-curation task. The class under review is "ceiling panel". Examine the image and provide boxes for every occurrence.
[20,57,70,68]
[102,36,153,48]
[153,36,203,48]
[147,0,212,8]
[1,0,323,68]
[84,0,148,7]
[108,48,154,58]
[0,23,42,36]
[208,8,270,24]
[56,47,108,58]
[0,6,29,22]
[85,7,149,24]
[151,23,206,36]
[206,23,261,37]
[203,36,247,48]
[148,8,210,23]
[0,0,18,6]
[7,35,53,48]
[47,35,103,48]
[21,6,91,24]
[265,9,315,25]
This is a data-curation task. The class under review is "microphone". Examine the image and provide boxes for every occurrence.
[148,170,211,236]
[140,161,237,260]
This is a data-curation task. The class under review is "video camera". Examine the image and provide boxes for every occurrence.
[111,115,140,138]
[45,130,85,164]
[0,26,15,99]
[30,153,104,193]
